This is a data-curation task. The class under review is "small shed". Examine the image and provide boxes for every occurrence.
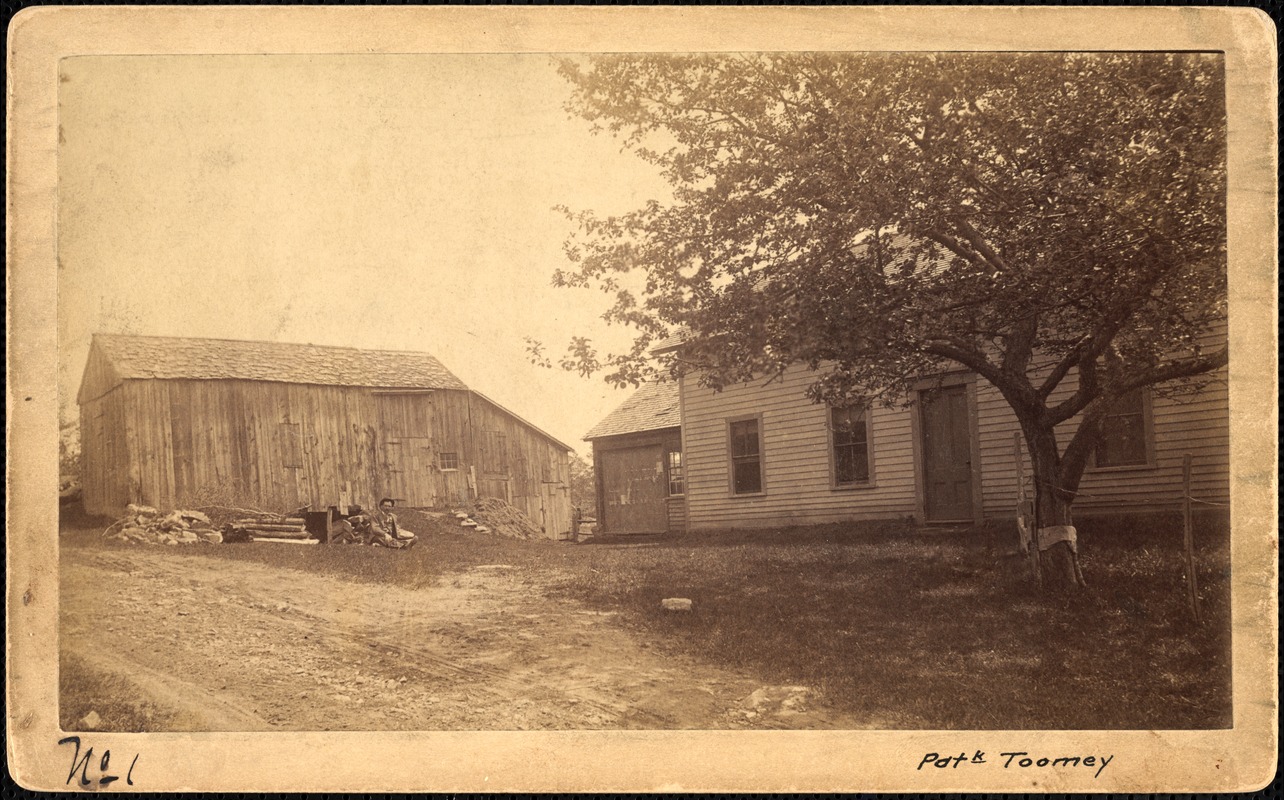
[584,381,685,535]
[78,334,575,538]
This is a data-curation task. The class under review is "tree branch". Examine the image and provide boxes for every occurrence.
[923,340,1004,385]
[1116,346,1229,395]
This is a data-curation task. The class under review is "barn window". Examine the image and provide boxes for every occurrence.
[1094,389,1152,468]
[729,417,763,495]
[666,450,685,496]
[439,452,459,471]
[279,422,303,468]
[831,405,872,486]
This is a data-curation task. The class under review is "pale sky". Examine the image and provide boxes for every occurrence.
[58,54,673,455]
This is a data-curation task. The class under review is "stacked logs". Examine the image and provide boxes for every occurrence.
[223,514,316,544]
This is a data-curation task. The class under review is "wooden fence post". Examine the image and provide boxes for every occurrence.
[1014,431,1041,585]
[1182,453,1202,624]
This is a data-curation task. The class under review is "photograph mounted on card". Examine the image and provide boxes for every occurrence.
[6,5,1277,793]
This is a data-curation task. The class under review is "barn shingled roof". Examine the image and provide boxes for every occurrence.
[84,334,577,451]
[584,380,681,441]
[90,333,470,391]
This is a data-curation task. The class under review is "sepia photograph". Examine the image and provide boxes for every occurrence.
[8,6,1277,793]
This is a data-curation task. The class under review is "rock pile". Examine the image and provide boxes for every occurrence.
[103,504,222,546]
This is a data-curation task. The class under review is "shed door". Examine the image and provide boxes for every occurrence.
[920,385,975,521]
[600,445,667,534]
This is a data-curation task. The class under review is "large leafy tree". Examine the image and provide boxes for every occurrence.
[551,52,1227,587]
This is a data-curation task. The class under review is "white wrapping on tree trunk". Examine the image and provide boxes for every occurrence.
[1037,524,1077,553]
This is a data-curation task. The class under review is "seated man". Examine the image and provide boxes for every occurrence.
[367,497,416,549]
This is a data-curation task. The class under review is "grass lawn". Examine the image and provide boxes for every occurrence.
[60,652,180,732]
[62,507,1231,730]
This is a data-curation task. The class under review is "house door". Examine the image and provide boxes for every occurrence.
[600,445,667,534]
[920,385,975,521]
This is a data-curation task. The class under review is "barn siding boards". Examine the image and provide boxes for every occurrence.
[461,391,573,536]
[94,381,572,530]
[77,336,573,537]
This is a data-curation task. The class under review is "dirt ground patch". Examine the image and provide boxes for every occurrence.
[60,543,866,731]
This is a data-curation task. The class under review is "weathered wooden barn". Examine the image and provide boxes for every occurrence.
[584,381,685,535]
[587,341,1229,534]
[78,334,574,538]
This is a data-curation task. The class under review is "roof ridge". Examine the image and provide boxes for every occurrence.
[93,332,449,357]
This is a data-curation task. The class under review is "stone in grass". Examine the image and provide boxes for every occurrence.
[661,598,693,612]
[80,710,103,729]
[461,519,478,528]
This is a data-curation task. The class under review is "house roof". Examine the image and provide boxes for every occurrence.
[584,380,681,441]
[88,333,469,391]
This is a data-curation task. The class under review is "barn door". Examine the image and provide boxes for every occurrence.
[600,445,667,534]
[540,481,570,540]
[376,393,438,508]
[381,436,437,507]
[920,385,975,521]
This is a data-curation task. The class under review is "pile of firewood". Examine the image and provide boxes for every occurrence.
[466,497,542,540]
[222,514,315,544]
[103,504,222,546]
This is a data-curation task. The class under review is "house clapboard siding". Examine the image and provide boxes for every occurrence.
[680,369,921,529]
[676,347,1229,530]
[78,334,573,538]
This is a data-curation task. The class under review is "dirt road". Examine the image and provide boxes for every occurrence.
[62,545,860,731]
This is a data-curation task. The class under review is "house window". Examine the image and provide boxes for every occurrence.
[1094,389,1150,468]
[439,452,459,471]
[729,418,763,494]
[666,450,685,496]
[831,406,871,485]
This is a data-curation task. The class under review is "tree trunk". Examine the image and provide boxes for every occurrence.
[1025,423,1087,592]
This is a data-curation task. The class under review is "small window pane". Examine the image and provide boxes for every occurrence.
[731,419,759,457]
[439,452,459,470]
[733,459,762,494]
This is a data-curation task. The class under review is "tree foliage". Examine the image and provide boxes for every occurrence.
[552,52,1228,557]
